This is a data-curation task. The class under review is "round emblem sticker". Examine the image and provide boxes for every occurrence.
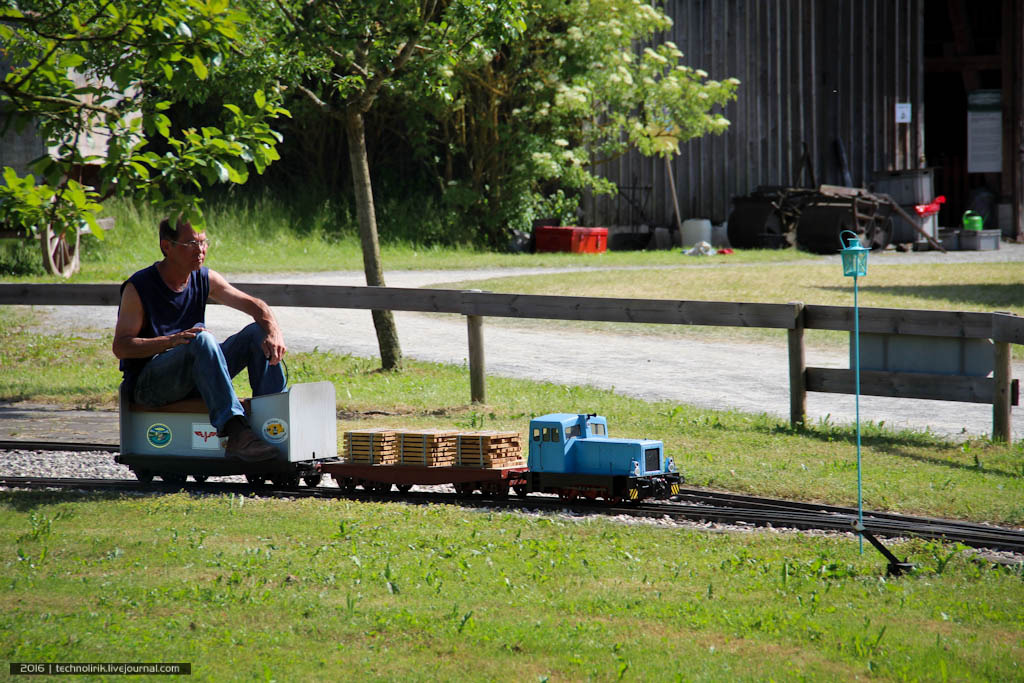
[262,419,288,443]
[147,423,172,448]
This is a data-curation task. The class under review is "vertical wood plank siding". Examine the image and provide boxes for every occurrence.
[584,0,925,227]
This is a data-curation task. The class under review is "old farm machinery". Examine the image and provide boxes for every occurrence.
[727,184,944,254]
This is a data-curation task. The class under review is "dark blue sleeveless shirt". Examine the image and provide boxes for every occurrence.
[119,264,210,387]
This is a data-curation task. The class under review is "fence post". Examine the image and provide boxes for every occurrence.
[993,340,1012,443]
[788,302,806,427]
[467,314,485,404]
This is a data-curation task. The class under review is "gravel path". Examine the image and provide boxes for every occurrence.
[28,242,1024,442]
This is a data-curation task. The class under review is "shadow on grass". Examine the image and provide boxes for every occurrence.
[814,283,1024,311]
[0,488,192,512]
[765,422,1024,479]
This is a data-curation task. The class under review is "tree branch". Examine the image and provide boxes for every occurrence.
[0,83,120,117]
[294,83,346,122]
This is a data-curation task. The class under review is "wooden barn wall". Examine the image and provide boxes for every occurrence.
[583,0,925,228]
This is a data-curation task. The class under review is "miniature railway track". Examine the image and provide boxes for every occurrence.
[2,465,1022,554]
[0,439,120,453]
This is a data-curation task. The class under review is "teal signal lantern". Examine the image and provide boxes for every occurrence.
[840,230,868,553]
[841,233,869,277]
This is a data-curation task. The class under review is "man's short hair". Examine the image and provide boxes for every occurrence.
[158,216,191,255]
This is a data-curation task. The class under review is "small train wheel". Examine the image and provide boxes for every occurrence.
[303,474,323,488]
[161,473,186,486]
[245,474,267,486]
[133,469,154,484]
[395,484,413,494]
[192,474,208,484]
[557,489,578,502]
[512,484,530,498]
[453,482,476,496]
[271,474,300,488]
[336,478,356,493]
[484,483,509,499]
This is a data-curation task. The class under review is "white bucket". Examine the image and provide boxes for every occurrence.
[681,218,712,246]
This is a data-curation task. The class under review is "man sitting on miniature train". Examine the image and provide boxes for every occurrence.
[112,216,287,462]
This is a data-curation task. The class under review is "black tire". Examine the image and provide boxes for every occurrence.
[796,205,855,254]
[395,484,413,494]
[728,200,788,249]
[303,474,323,488]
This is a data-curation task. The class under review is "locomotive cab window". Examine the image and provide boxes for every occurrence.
[532,427,541,441]
[543,427,561,442]
[591,423,606,436]
[566,425,580,438]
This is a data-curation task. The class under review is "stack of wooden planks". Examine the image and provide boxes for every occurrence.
[344,428,399,464]
[343,427,525,469]
[456,431,524,468]
[398,429,458,467]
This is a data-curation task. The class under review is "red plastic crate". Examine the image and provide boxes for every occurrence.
[533,226,608,254]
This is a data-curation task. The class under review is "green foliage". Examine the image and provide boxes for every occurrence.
[399,0,739,241]
[0,1,288,234]
[0,237,44,275]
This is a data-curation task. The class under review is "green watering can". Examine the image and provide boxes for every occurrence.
[962,211,984,231]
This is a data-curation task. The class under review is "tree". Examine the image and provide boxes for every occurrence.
[0,0,287,275]
[252,0,525,370]
[402,0,739,242]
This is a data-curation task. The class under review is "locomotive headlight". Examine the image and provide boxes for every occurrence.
[631,460,641,476]
[666,457,677,473]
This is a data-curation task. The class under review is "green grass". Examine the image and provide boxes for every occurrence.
[2,493,1022,681]
[3,201,1024,679]
[3,306,1023,526]
[1,194,815,283]
[433,260,1024,353]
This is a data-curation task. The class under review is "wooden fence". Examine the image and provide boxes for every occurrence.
[2,283,1021,441]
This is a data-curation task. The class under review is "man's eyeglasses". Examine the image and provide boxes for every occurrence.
[171,239,209,249]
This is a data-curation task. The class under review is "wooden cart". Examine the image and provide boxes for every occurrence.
[0,216,113,278]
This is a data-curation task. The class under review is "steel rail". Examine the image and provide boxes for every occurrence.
[2,475,1022,554]
[0,440,120,453]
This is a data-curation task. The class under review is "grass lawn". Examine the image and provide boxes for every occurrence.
[434,260,1024,353]
[2,198,1024,680]
[2,492,1022,681]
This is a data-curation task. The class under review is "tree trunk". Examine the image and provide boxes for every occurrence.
[346,109,402,370]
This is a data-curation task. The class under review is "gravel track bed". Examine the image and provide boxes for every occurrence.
[6,449,1023,567]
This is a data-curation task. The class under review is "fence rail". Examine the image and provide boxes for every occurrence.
[2,283,1020,441]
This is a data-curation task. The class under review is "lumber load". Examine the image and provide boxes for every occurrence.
[344,428,399,464]
[398,429,458,467]
[456,431,525,468]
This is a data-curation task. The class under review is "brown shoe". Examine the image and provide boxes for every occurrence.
[225,427,280,462]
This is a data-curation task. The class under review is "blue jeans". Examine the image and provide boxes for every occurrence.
[132,323,286,432]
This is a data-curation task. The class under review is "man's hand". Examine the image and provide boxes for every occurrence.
[168,326,206,350]
[208,269,287,365]
[262,328,286,365]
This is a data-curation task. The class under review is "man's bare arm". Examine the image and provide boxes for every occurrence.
[207,270,286,364]
[111,283,203,360]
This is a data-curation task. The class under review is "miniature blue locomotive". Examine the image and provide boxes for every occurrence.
[522,413,681,501]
